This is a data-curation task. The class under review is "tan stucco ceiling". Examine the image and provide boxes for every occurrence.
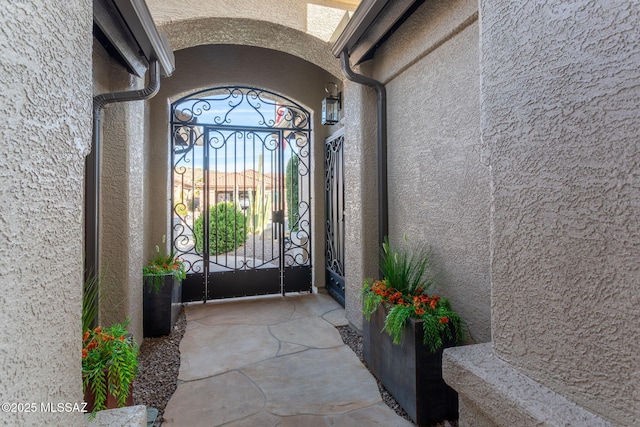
[147,0,358,41]
[307,0,361,9]
[146,0,359,77]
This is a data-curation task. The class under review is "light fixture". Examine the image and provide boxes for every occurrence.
[322,82,341,125]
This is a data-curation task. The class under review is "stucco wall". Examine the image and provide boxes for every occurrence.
[102,97,146,343]
[146,44,340,295]
[366,0,490,343]
[147,0,353,80]
[157,18,342,79]
[343,77,379,331]
[0,1,92,425]
[481,1,640,424]
[147,0,355,43]
[93,41,146,343]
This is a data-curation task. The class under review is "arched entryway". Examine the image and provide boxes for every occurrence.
[146,43,343,306]
[171,86,312,301]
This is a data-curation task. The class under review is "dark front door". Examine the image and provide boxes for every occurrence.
[324,129,345,306]
[171,86,312,301]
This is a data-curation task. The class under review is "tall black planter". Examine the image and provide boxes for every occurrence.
[363,306,458,426]
[143,275,181,337]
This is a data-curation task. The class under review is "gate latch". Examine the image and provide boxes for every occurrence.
[272,210,285,224]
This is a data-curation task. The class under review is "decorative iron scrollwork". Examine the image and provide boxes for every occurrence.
[170,86,312,295]
[325,133,345,277]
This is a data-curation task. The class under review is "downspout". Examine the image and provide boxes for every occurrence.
[85,60,161,301]
[340,50,388,267]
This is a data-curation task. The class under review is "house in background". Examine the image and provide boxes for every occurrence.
[0,0,637,425]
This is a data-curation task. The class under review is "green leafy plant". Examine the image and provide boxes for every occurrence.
[194,202,247,254]
[143,236,186,293]
[362,237,465,352]
[82,320,138,417]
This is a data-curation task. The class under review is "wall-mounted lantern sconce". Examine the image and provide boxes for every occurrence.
[321,82,341,125]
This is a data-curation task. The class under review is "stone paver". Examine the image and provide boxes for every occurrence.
[179,324,279,381]
[269,316,344,349]
[188,297,295,325]
[328,403,415,426]
[163,371,264,426]
[163,293,414,426]
[242,346,381,416]
[322,307,349,326]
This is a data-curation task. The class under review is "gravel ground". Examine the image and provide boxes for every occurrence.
[133,308,187,426]
[133,307,455,427]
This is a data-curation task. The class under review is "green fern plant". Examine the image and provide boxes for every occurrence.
[82,319,138,417]
[362,237,465,352]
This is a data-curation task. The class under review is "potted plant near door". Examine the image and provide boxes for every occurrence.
[362,237,465,426]
[142,237,186,337]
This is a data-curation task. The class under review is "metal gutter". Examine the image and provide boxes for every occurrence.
[332,0,390,57]
[339,50,388,263]
[94,0,148,77]
[112,0,175,77]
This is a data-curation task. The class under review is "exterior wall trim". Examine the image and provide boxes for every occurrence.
[443,344,614,426]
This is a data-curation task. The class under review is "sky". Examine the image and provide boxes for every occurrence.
[173,94,308,173]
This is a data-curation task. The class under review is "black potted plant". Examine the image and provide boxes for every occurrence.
[142,237,185,337]
[362,237,465,426]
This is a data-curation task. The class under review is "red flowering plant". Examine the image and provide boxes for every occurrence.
[143,235,186,293]
[82,320,138,416]
[362,237,465,352]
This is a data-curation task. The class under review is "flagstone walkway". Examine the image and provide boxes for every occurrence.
[162,293,413,426]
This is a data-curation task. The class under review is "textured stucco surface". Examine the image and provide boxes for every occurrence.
[95,40,146,342]
[343,78,379,331]
[86,404,146,427]
[148,0,348,77]
[147,0,355,43]
[367,1,490,343]
[482,1,640,424]
[147,44,339,292]
[443,344,614,427]
[0,1,92,426]
[372,0,478,84]
[157,18,342,79]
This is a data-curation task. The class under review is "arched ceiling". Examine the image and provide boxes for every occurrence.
[159,17,342,78]
[147,0,361,78]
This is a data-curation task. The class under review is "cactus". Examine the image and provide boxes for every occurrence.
[247,154,272,235]
[285,155,299,232]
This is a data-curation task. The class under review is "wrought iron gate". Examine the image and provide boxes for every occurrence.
[325,129,345,306]
[171,87,312,301]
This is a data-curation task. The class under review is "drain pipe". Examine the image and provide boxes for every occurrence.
[340,50,388,269]
[85,60,161,293]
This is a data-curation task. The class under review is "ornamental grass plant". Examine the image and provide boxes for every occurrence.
[363,237,465,352]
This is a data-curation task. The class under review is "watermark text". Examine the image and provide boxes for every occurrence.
[1,402,88,413]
